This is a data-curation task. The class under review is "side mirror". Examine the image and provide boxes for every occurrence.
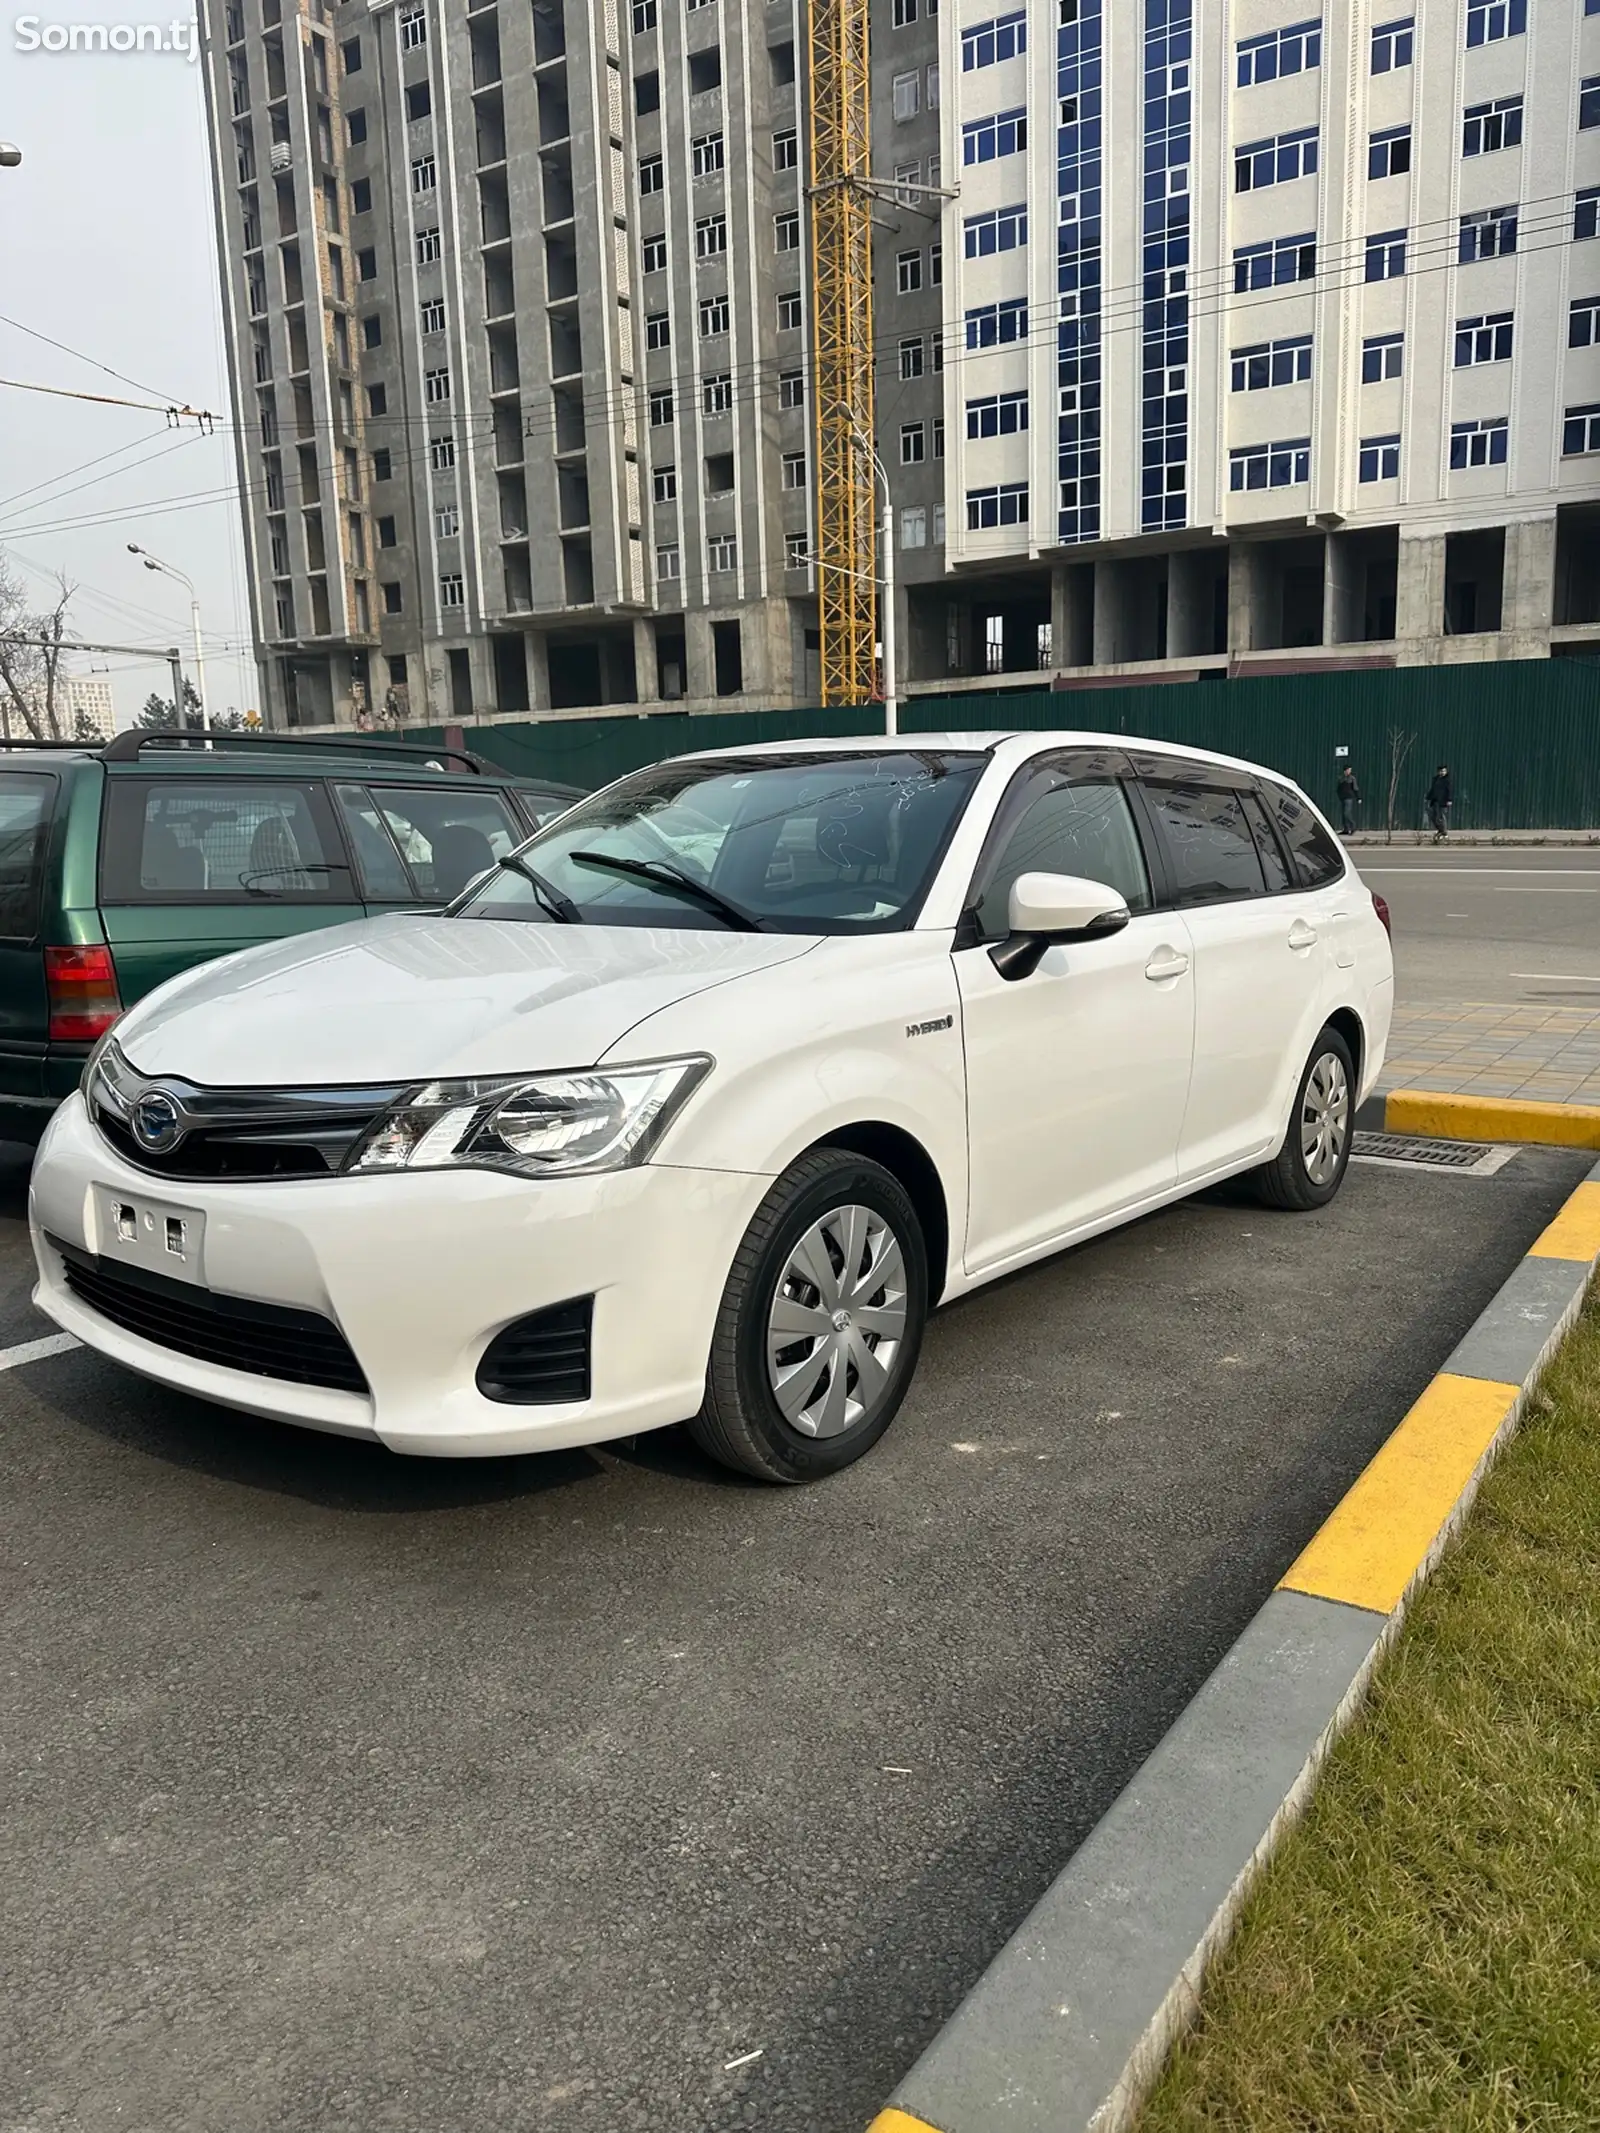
[990,871,1131,981]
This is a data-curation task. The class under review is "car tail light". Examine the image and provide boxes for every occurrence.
[45,944,122,1043]
[1371,891,1392,939]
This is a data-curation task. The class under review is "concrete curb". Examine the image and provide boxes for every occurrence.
[867,1158,1600,2133]
[1358,1089,1600,1149]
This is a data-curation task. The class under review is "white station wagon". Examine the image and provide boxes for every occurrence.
[31,732,1393,1482]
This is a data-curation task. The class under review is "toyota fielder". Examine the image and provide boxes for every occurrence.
[31,733,1393,1482]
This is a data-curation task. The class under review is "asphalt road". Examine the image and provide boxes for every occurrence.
[1356,846,1600,1007]
[3,1136,1591,2133]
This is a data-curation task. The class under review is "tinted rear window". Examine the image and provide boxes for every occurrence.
[101,780,353,902]
[1263,782,1345,888]
[0,773,55,938]
[1143,780,1267,905]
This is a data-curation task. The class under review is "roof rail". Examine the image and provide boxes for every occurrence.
[98,728,488,774]
[0,737,101,752]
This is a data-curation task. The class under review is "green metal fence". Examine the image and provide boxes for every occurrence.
[414,658,1600,830]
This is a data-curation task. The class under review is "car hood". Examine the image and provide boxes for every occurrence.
[113,915,822,1086]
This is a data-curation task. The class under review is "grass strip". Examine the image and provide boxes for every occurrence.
[1139,1295,1600,2133]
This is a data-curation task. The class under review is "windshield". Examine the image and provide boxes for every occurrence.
[454,750,988,933]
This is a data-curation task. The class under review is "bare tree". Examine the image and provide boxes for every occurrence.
[0,554,76,740]
[1384,724,1417,845]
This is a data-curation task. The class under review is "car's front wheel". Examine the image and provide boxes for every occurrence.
[688,1148,929,1482]
[1251,1024,1356,1211]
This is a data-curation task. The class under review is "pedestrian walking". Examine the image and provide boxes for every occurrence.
[1336,764,1361,837]
[1426,763,1453,841]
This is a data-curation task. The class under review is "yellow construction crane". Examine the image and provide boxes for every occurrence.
[807,0,877,709]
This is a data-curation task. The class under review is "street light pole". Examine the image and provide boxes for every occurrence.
[127,545,211,732]
[849,423,897,738]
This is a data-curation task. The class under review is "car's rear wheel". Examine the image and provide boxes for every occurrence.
[1251,1025,1356,1211]
[687,1148,928,1483]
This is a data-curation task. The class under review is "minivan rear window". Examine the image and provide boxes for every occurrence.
[1143,781,1267,905]
[0,773,54,938]
[100,780,353,903]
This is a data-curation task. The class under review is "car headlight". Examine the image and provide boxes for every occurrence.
[343,1056,712,1178]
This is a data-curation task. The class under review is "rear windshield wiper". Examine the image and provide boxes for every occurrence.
[493,853,584,923]
[569,849,766,932]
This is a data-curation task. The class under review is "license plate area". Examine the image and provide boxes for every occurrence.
[93,1186,207,1286]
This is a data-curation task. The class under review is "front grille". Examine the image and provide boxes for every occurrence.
[50,1236,369,1395]
[477,1297,592,1404]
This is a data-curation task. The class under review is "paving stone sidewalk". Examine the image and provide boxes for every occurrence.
[1382,1002,1600,1107]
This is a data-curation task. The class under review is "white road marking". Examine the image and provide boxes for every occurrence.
[0,1332,80,1371]
[1493,886,1599,894]
[1510,971,1600,983]
[1362,866,1600,876]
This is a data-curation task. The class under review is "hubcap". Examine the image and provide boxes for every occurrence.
[766,1203,908,1439]
[1301,1051,1350,1186]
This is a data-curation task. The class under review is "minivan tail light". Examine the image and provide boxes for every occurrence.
[45,945,122,1043]
[1372,891,1392,939]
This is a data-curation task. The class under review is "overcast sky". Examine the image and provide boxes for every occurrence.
[0,8,255,723]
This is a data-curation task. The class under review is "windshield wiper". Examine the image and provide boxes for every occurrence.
[569,849,766,932]
[494,853,584,924]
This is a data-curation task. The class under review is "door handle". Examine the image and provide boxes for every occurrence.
[1145,948,1190,982]
[1288,920,1319,951]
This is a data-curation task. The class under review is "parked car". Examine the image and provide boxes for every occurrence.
[31,731,1394,1481]
[0,730,582,1142]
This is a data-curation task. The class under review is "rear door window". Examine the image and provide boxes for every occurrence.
[1141,779,1268,906]
[1262,782,1346,888]
[347,784,525,902]
[0,773,55,938]
[101,780,353,902]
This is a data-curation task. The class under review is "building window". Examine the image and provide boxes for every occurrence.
[1464,96,1523,156]
[897,249,923,294]
[405,81,431,123]
[635,71,662,115]
[961,11,1026,69]
[632,0,656,31]
[1229,438,1311,490]
[965,297,1027,347]
[649,387,674,425]
[655,541,681,580]
[1362,332,1404,382]
[695,213,727,259]
[367,383,388,416]
[699,294,729,338]
[894,161,922,206]
[359,312,381,350]
[1236,128,1319,192]
[1562,404,1600,456]
[770,42,795,87]
[900,336,924,379]
[963,203,1027,257]
[416,227,441,265]
[1229,335,1313,391]
[1237,20,1321,87]
[411,156,437,194]
[1455,312,1514,366]
[775,210,801,251]
[962,108,1027,167]
[900,422,925,464]
[342,37,363,74]
[419,297,445,334]
[707,533,738,572]
[932,416,944,457]
[773,292,802,334]
[965,389,1028,437]
[773,128,798,171]
[1466,0,1525,48]
[1459,207,1516,263]
[357,247,379,282]
[653,465,676,503]
[900,507,927,549]
[642,233,667,274]
[1582,77,1600,131]
[1578,187,1600,241]
[930,242,942,286]
[965,482,1029,529]
[372,447,392,481]
[931,329,943,373]
[430,435,455,471]
[382,580,403,614]
[439,573,464,608]
[1358,434,1400,482]
[436,503,460,538]
[350,177,372,216]
[423,368,451,403]
[347,108,368,146]
[933,503,945,545]
[702,372,733,415]
[781,450,806,490]
[1449,417,1509,468]
[779,370,804,409]
[640,154,664,196]
[692,132,725,177]
[400,8,426,50]
[1371,16,1413,71]
[645,311,670,350]
[1234,233,1317,291]
[1569,295,1600,346]
[1368,126,1411,181]
[785,532,809,568]
[1365,228,1407,280]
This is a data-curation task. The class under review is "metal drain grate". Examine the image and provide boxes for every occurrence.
[1353,1132,1517,1176]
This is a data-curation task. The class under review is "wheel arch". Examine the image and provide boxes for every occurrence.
[1324,1005,1365,1093]
[802,1120,952,1307]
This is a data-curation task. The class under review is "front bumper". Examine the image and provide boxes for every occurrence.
[30,1092,768,1457]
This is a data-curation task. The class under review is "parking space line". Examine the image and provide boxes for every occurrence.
[0,1331,80,1371]
[1528,1180,1600,1262]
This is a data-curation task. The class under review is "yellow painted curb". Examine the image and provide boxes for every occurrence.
[867,2112,945,2133]
[1528,1179,1600,1262]
[1279,1373,1519,1616]
[1385,1088,1600,1150]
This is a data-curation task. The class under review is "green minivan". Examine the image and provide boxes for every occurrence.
[0,731,583,1144]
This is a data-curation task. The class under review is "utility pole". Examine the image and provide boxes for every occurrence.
[0,635,184,737]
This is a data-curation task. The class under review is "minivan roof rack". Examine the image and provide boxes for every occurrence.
[0,737,102,752]
[98,728,489,775]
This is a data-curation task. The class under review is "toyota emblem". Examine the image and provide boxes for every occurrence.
[132,1091,184,1153]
